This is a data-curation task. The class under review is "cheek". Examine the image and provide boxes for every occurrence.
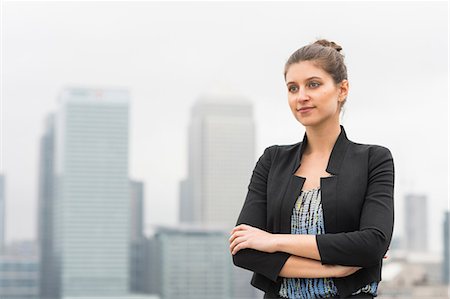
[288,96,296,108]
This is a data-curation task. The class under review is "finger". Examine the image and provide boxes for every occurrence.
[228,231,244,243]
[230,224,248,234]
[232,241,248,255]
[230,236,247,253]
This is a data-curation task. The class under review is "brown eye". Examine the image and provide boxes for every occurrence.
[288,85,298,93]
[308,82,321,88]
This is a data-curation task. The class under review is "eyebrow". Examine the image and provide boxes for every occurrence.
[286,76,322,85]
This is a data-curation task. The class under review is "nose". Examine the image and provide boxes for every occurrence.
[296,86,310,102]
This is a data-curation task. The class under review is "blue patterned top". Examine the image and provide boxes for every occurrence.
[278,187,378,298]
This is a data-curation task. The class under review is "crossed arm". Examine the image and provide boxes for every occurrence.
[229,224,361,278]
[230,145,394,281]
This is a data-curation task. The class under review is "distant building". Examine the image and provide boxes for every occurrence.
[138,225,233,299]
[37,114,56,299]
[52,88,131,296]
[130,180,144,242]
[181,96,255,228]
[0,174,5,253]
[404,194,428,252]
[379,252,447,298]
[129,179,145,293]
[0,241,39,299]
[443,211,450,284]
[178,178,193,223]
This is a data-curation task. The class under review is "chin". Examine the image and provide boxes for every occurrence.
[295,117,316,127]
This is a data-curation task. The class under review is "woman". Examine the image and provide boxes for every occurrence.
[229,39,394,299]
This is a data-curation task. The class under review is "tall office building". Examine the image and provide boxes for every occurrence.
[404,194,428,252]
[129,179,145,293]
[53,88,130,296]
[178,178,193,223]
[443,211,450,284]
[130,180,144,242]
[181,95,255,227]
[146,226,232,299]
[0,174,5,253]
[38,114,56,299]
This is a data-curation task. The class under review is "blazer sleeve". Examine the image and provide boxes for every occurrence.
[232,145,291,282]
[316,145,395,268]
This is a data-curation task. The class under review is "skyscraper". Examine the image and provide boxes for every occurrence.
[130,180,144,242]
[129,179,145,293]
[182,95,255,227]
[404,193,428,252]
[53,88,130,296]
[0,174,5,253]
[38,114,56,299]
[443,211,449,284]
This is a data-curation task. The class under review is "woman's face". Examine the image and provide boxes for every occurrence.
[285,60,348,128]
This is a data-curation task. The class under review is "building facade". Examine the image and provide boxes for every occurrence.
[0,174,5,253]
[182,96,255,227]
[38,114,56,298]
[144,226,232,299]
[404,194,428,252]
[52,88,130,296]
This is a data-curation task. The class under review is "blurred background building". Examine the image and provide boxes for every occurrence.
[1,174,5,254]
[180,95,255,227]
[137,226,232,299]
[0,240,39,299]
[404,194,428,253]
[178,95,261,299]
[52,88,131,296]
[443,211,450,285]
[38,114,56,299]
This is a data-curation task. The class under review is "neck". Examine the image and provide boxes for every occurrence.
[304,122,341,156]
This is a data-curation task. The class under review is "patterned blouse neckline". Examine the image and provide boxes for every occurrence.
[301,186,320,193]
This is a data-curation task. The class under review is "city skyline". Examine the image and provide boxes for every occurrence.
[2,1,448,255]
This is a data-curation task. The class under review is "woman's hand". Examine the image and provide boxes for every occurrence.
[229,224,276,255]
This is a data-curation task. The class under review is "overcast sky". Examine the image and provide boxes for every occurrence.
[2,1,448,253]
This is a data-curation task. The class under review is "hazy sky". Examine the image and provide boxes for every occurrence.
[2,1,448,253]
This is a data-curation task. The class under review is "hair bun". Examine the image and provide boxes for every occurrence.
[313,39,343,52]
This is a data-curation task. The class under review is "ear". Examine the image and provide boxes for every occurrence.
[339,79,349,101]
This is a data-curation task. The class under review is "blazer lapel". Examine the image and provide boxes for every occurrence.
[322,125,351,232]
[279,125,351,233]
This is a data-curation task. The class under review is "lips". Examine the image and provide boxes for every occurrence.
[297,107,314,111]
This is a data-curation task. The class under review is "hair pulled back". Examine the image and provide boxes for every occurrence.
[284,39,348,85]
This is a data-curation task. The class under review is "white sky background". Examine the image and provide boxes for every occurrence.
[2,1,448,253]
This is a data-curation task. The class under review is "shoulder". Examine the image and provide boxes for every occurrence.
[349,141,393,160]
[263,142,301,159]
[348,141,394,175]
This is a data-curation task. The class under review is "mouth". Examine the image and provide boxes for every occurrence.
[297,107,315,112]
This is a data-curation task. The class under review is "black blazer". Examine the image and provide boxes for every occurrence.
[232,125,395,298]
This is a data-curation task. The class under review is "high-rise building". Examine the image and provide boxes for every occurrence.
[38,114,56,299]
[443,211,450,284]
[404,194,428,252]
[145,225,232,299]
[129,179,145,293]
[181,96,255,227]
[53,88,130,296]
[130,180,144,242]
[178,178,193,223]
[0,174,5,253]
